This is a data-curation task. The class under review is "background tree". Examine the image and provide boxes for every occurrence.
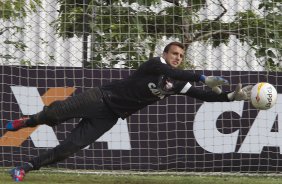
[0,0,41,63]
[53,0,281,69]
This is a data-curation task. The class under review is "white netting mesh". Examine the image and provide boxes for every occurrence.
[0,0,281,173]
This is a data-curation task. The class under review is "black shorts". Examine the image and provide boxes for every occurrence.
[30,88,119,169]
[48,87,119,147]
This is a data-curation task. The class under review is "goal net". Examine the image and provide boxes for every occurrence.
[0,0,281,172]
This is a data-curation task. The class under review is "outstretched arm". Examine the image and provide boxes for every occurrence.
[184,86,230,102]
[144,57,229,89]
[183,83,253,102]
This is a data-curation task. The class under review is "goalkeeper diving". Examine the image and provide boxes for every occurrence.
[6,42,252,182]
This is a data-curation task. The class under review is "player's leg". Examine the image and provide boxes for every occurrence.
[6,87,103,131]
[31,117,118,170]
[10,102,118,180]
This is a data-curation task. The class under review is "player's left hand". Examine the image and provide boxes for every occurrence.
[227,83,253,101]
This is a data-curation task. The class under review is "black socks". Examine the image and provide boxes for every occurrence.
[20,162,34,173]
[25,116,38,127]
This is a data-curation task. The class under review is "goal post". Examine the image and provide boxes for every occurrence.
[0,0,281,173]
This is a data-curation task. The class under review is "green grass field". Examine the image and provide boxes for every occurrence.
[1,168,282,184]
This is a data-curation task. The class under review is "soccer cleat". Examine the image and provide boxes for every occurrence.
[6,117,29,131]
[9,167,25,182]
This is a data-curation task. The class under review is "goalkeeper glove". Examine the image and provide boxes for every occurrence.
[200,75,229,94]
[227,83,253,101]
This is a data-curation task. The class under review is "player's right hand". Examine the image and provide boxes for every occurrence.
[204,76,229,88]
[200,75,229,94]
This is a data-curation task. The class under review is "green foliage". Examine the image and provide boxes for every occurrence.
[0,0,41,20]
[189,0,207,11]
[4,0,279,70]
[233,3,282,70]
[89,4,190,68]
[0,26,29,61]
[53,0,203,68]
[0,0,41,63]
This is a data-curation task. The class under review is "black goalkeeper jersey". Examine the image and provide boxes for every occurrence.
[100,57,230,119]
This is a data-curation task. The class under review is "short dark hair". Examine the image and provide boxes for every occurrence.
[163,42,185,53]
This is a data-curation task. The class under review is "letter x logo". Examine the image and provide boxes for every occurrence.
[0,86,131,150]
[0,86,75,147]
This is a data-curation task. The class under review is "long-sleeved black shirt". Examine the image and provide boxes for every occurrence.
[100,57,230,119]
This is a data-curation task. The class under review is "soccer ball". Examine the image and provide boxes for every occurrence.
[250,82,277,110]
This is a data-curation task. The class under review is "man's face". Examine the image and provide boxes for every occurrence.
[162,45,184,68]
